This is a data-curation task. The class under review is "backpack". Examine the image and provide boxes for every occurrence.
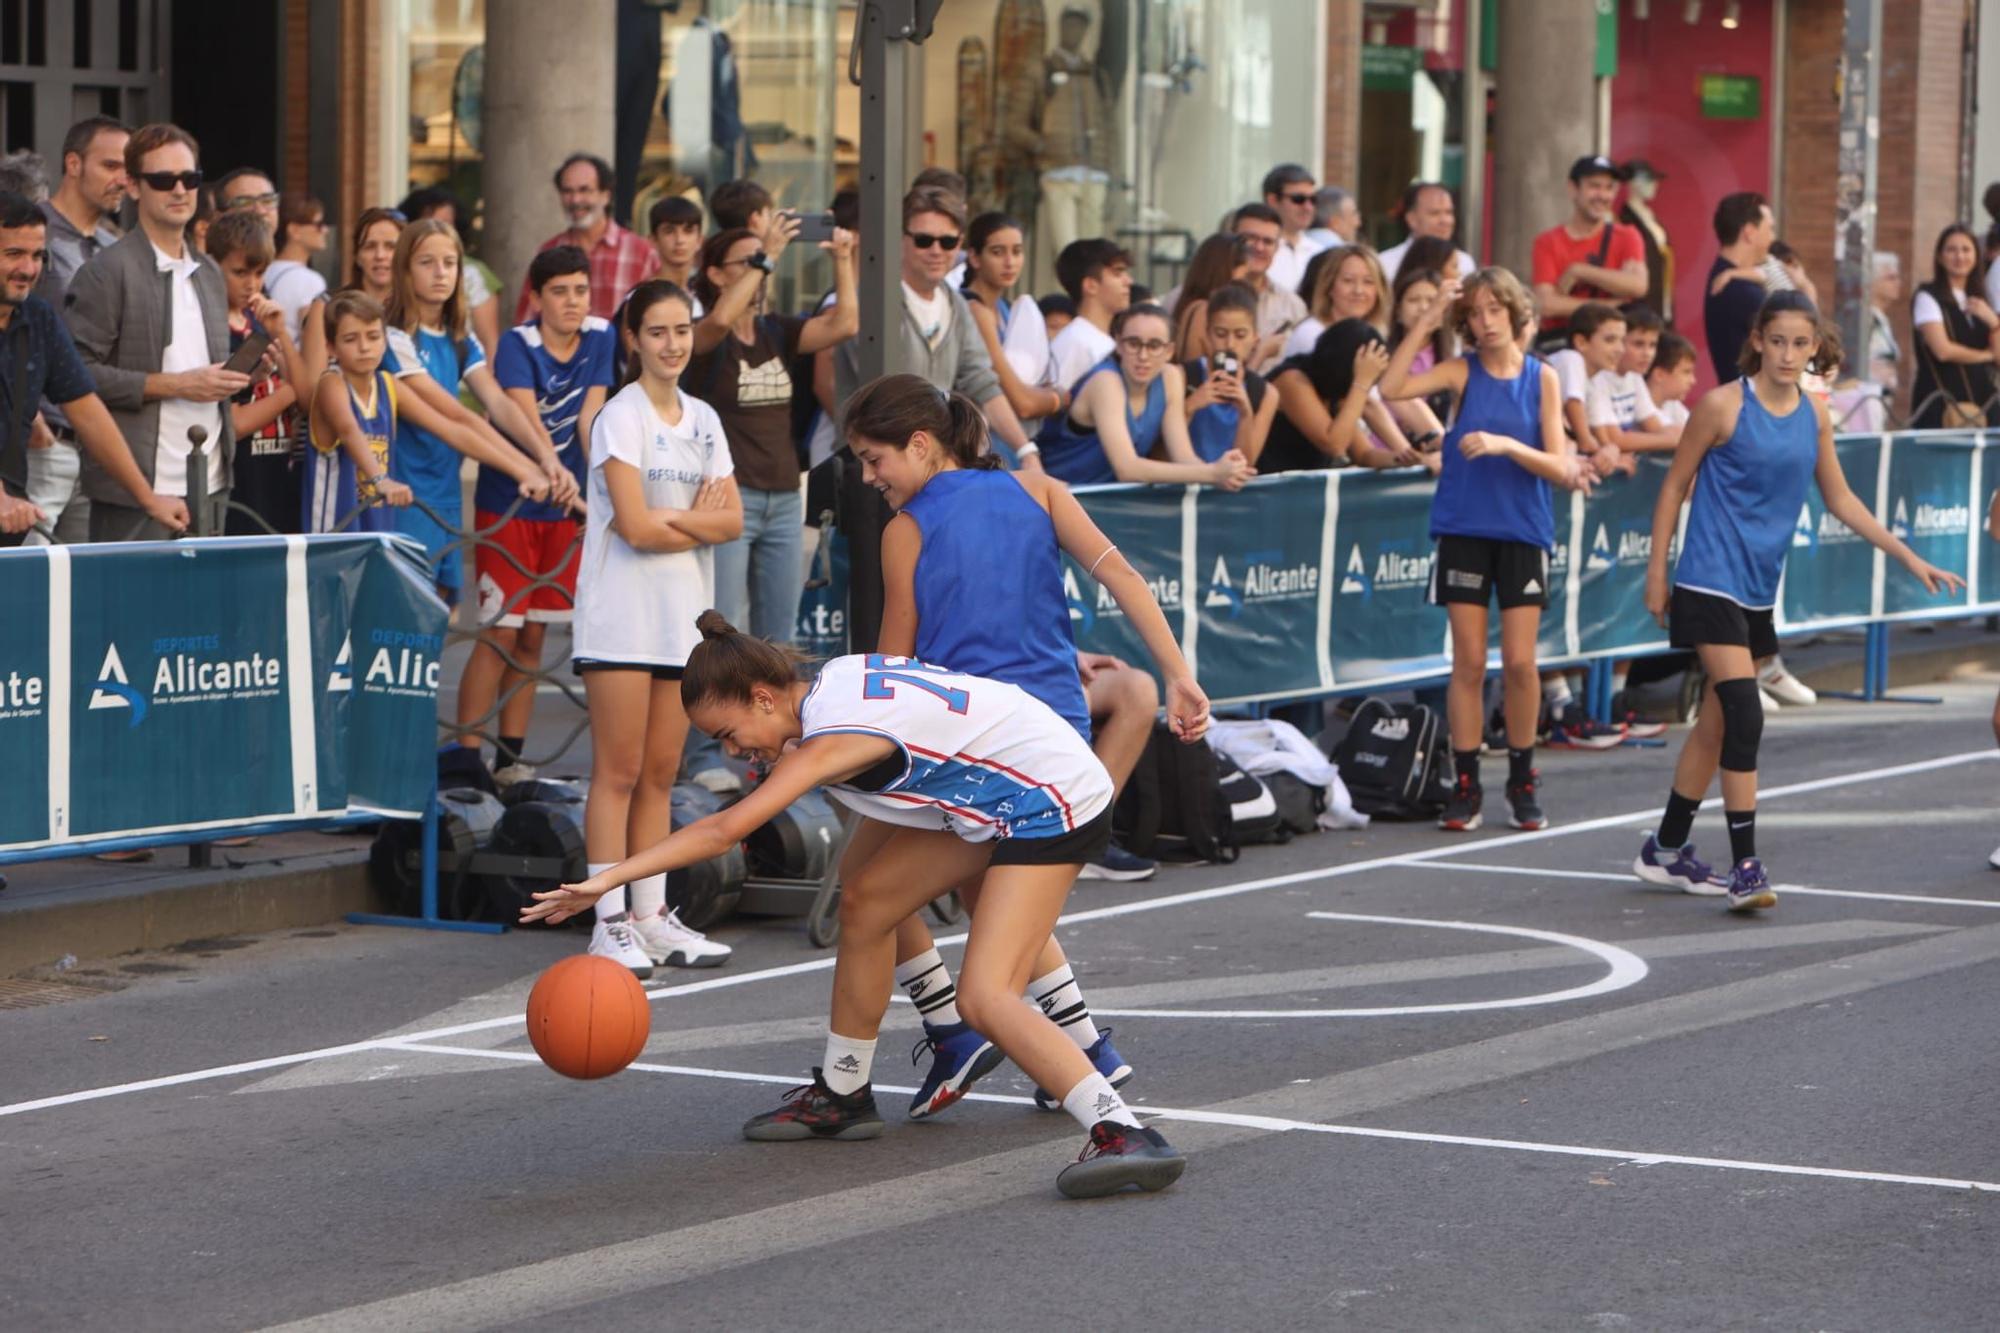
[1330,697,1453,819]
[1216,753,1288,846]
[1112,722,1239,864]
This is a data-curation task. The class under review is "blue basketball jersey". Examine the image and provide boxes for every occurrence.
[1430,352,1556,549]
[1038,358,1166,486]
[801,654,1112,842]
[1674,380,1821,609]
[898,469,1090,739]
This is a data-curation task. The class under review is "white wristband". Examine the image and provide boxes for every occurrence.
[1014,442,1041,458]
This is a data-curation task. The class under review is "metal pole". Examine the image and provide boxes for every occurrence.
[1833,0,1882,380]
[1461,0,1485,263]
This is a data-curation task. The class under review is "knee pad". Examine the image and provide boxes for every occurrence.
[1712,677,1764,772]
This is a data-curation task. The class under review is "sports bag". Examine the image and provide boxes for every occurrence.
[1331,697,1452,819]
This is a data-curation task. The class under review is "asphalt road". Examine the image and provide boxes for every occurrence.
[5,677,2000,1331]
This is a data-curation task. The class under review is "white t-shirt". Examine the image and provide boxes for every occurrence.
[1985,264,2000,313]
[1546,348,1590,404]
[152,242,226,498]
[1379,237,1477,284]
[1049,318,1115,394]
[1657,398,1690,432]
[1267,233,1328,300]
[1283,317,1327,361]
[902,280,951,349]
[573,382,735,667]
[1911,286,1966,328]
[262,260,329,343]
[1587,369,1659,430]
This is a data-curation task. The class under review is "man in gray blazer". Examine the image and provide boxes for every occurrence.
[64,122,250,540]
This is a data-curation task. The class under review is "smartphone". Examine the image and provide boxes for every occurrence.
[1213,352,1242,378]
[788,211,838,245]
[221,329,272,377]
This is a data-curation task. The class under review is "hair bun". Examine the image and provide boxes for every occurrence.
[695,609,738,640]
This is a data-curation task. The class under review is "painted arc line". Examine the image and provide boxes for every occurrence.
[1090,911,1648,1019]
[381,1041,2000,1196]
[1,748,1989,1123]
[1395,859,2000,911]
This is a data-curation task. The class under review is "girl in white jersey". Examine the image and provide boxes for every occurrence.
[570,280,742,976]
[525,614,1188,1199]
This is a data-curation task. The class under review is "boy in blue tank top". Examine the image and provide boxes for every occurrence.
[1636,291,1960,910]
[1381,267,1595,834]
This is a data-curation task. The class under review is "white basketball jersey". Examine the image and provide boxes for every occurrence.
[800,654,1112,843]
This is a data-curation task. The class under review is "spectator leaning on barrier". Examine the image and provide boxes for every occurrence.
[1229,203,1309,374]
[1379,182,1476,285]
[961,211,1065,431]
[1287,243,1390,359]
[1532,156,1647,349]
[1647,330,1698,433]
[262,193,330,348]
[1264,318,1431,475]
[1262,163,1327,297]
[24,115,127,546]
[514,152,660,324]
[1909,222,2000,430]
[1867,250,1902,398]
[64,122,247,540]
[0,189,188,546]
[402,186,502,369]
[833,185,1037,465]
[1182,283,1278,467]
[206,210,310,535]
[1048,235,1132,394]
[1304,185,1361,251]
[1703,191,1774,384]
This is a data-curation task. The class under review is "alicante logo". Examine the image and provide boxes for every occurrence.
[1588,522,1653,572]
[1891,495,1969,542]
[86,644,147,726]
[1204,550,1317,619]
[328,635,352,693]
[0,667,48,723]
[1793,502,1814,549]
[1338,542,1431,602]
[1586,524,1614,572]
[1065,562,1181,633]
[87,635,283,728]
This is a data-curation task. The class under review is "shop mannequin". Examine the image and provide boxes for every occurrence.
[1040,7,1111,256]
[1619,159,1674,322]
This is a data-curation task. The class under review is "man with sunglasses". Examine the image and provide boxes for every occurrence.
[63,122,249,540]
[213,167,280,235]
[1262,163,1328,297]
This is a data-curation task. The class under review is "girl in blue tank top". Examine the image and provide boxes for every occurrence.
[843,372,1213,1117]
[1037,304,1252,490]
[1635,290,1960,911]
[1381,267,1593,836]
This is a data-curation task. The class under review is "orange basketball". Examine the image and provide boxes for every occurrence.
[525,955,651,1080]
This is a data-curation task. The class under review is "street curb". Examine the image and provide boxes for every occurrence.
[1789,636,2000,697]
[0,850,380,979]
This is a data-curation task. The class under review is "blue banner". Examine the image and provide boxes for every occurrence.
[1881,436,1976,619]
[1782,435,1881,627]
[1328,469,1446,685]
[1192,477,1330,701]
[1063,485,1188,678]
[1576,458,1672,655]
[0,553,51,847]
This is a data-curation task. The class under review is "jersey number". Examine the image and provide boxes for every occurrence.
[862,654,969,714]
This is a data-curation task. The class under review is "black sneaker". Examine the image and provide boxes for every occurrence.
[1505,772,1548,830]
[1438,774,1483,831]
[742,1069,885,1142]
[1056,1120,1187,1199]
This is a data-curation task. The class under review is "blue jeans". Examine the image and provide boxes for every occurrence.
[712,483,804,644]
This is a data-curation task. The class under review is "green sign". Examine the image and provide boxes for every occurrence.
[1699,72,1761,119]
[1363,44,1423,93]
[1481,0,1618,77]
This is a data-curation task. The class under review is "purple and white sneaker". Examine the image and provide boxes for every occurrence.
[1725,858,1778,913]
[1633,833,1726,896]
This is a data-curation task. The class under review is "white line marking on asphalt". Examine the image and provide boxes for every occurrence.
[4,749,1992,1121]
[1092,911,1647,1018]
[379,1041,2000,1196]
[1404,860,2000,910]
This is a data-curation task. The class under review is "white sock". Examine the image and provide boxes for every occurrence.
[1542,674,1574,707]
[1060,1071,1141,1131]
[1028,964,1100,1050]
[895,948,962,1027]
[590,863,627,921]
[821,1032,877,1095]
[629,872,666,919]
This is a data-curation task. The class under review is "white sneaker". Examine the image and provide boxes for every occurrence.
[631,909,731,969]
[1758,657,1817,707]
[1757,686,1782,713]
[588,918,655,979]
[1988,843,2000,871]
[494,761,538,787]
[689,766,743,795]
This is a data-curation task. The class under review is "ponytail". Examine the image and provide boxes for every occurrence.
[681,610,807,712]
[1738,289,1843,378]
[840,371,999,471]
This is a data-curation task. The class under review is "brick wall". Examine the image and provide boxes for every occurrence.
[282,0,310,197]
[1779,0,1838,305]
[1322,0,1362,194]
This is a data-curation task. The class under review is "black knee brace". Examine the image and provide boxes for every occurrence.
[1712,677,1764,772]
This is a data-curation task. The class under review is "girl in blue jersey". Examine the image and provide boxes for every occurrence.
[1037,303,1252,490]
[524,614,1189,1200]
[850,373,1209,1118]
[1381,268,1595,834]
[1636,291,1961,910]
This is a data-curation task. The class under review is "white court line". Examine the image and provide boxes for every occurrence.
[3,748,1993,1122]
[1405,859,2000,911]
[381,1041,2000,1196]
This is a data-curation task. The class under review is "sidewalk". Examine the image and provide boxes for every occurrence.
[5,619,1996,978]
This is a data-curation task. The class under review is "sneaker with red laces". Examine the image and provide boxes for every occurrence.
[1621,713,1668,740]
[1437,774,1483,831]
[1546,716,1625,750]
[1055,1120,1187,1199]
[742,1069,885,1142]
[1505,772,1548,830]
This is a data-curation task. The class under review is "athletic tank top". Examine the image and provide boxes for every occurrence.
[801,653,1112,842]
[1430,352,1556,548]
[1038,358,1166,486]
[1673,380,1820,609]
[304,369,397,534]
[898,469,1091,739]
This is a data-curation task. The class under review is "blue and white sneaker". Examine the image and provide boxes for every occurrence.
[1079,841,1158,881]
[1726,858,1778,912]
[907,1020,1004,1120]
[1034,1027,1134,1111]
[1632,833,1726,896]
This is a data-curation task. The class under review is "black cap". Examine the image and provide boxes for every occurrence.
[1569,154,1619,184]
[1619,158,1665,182]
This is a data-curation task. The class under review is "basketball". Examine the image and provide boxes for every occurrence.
[525,955,651,1080]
